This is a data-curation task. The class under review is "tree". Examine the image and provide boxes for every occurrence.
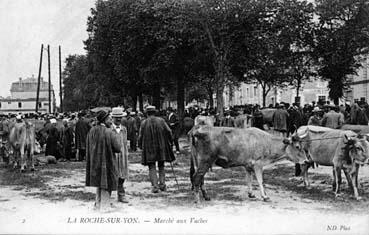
[314,0,369,104]
[62,55,90,111]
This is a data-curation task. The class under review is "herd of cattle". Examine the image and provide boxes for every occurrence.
[189,115,369,202]
[2,114,369,203]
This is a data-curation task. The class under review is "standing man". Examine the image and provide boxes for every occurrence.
[252,105,264,130]
[86,110,121,211]
[127,111,138,152]
[167,107,180,154]
[75,111,91,161]
[138,106,175,193]
[272,104,289,137]
[322,105,344,129]
[62,119,74,161]
[111,107,129,203]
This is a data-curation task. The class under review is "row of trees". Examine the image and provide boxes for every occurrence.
[63,0,369,119]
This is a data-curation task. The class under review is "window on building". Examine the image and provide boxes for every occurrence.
[354,99,359,103]
[38,102,42,108]
[254,87,257,97]
[0,102,1,108]
[318,96,326,103]
[44,102,49,106]
[246,88,249,98]
[18,102,22,108]
[360,97,366,102]
[8,102,11,104]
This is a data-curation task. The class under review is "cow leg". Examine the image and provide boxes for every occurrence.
[343,168,354,191]
[244,168,255,199]
[334,167,342,198]
[302,164,310,189]
[350,167,361,200]
[254,165,269,201]
[190,157,195,191]
[193,160,212,203]
[29,148,35,171]
[20,147,26,172]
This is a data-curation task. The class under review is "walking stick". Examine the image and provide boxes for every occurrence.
[170,161,181,191]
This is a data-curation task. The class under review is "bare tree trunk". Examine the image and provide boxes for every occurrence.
[153,83,161,111]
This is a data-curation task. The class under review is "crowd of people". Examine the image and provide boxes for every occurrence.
[1,100,369,211]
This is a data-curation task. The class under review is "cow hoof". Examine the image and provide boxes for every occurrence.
[263,197,270,202]
[248,193,256,199]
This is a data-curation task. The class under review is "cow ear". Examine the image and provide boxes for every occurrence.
[283,138,290,145]
[343,134,350,143]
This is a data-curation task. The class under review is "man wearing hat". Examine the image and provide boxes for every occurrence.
[75,111,91,161]
[321,104,344,129]
[86,110,122,211]
[272,103,289,137]
[308,107,322,126]
[138,105,175,193]
[111,107,129,203]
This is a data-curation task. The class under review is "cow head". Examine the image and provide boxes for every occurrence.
[282,134,309,164]
[344,135,369,166]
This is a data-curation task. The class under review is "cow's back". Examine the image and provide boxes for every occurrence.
[195,126,275,166]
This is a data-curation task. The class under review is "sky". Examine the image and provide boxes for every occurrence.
[0,0,96,105]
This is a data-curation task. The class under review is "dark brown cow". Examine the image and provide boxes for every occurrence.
[9,121,36,172]
[190,126,308,202]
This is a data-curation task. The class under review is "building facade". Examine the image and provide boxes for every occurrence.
[223,79,331,108]
[345,56,369,104]
[0,76,55,114]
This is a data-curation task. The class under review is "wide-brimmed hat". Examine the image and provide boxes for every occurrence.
[111,107,124,117]
[313,107,321,112]
[96,110,110,123]
[146,105,156,112]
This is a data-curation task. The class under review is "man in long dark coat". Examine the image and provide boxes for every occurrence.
[75,111,90,161]
[126,112,138,151]
[86,110,121,211]
[138,106,175,193]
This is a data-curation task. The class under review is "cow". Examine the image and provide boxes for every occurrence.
[188,115,216,201]
[190,126,308,202]
[294,125,369,200]
[9,121,36,172]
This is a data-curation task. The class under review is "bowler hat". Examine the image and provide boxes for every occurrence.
[111,107,124,117]
[97,110,109,123]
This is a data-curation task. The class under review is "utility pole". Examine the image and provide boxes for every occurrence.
[35,44,44,113]
[59,45,63,113]
[47,45,51,114]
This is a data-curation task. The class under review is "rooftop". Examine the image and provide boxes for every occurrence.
[10,75,54,93]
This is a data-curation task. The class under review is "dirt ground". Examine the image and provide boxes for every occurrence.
[1,137,369,234]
